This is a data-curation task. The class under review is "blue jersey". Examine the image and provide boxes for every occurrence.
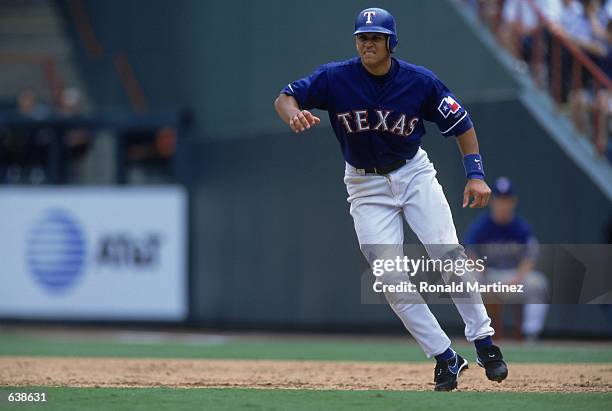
[281,57,473,168]
[464,212,538,269]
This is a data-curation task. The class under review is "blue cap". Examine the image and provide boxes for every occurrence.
[492,177,515,196]
[353,8,398,52]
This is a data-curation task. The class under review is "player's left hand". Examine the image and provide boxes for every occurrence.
[463,179,491,208]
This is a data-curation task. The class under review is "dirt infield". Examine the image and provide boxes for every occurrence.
[1,357,610,392]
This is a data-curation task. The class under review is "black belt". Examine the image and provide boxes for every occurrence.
[360,159,407,175]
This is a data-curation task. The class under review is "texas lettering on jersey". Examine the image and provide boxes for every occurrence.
[337,110,419,136]
[280,57,473,168]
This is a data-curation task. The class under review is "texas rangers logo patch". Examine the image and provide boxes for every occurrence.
[438,96,461,119]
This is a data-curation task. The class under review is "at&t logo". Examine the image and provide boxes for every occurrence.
[26,209,87,293]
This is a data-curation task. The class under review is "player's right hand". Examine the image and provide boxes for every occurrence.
[289,110,320,133]
[463,179,491,208]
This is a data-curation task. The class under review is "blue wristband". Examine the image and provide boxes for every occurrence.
[463,154,485,180]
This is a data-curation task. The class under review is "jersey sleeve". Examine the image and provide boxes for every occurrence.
[422,75,473,137]
[280,64,330,111]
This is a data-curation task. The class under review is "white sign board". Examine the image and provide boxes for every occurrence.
[0,186,187,320]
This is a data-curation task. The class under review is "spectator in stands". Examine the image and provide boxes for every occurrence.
[122,125,177,183]
[562,0,612,156]
[58,87,84,117]
[569,0,609,57]
[57,86,93,183]
[546,0,584,39]
[593,84,611,160]
[499,0,538,66]
[467,0,503,31]
[7,88,53,183]
[499,0,562,68]
[465,177,549,341]
[16,87,50,120]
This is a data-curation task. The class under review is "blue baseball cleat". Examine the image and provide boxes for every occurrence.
[476,345,508,382]
[434,353,469,391]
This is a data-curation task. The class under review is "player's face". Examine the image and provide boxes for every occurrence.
[355,33,389,66]
[490,196,517,224]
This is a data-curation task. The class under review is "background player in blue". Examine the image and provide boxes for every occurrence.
[274,7,508,391]
[465,177,549,341]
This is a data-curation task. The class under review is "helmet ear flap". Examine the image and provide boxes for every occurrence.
[387,35,398,53]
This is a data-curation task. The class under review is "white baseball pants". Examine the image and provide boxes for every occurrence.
[344,147,494,357]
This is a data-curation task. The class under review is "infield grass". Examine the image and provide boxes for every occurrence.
[0,333,610,363]
[0,388,610,411]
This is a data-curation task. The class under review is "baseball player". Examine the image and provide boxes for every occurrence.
[465,177,549,341]
[274,7,508,391]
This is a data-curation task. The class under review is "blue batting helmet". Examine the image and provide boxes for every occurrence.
[353,7,398,53]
